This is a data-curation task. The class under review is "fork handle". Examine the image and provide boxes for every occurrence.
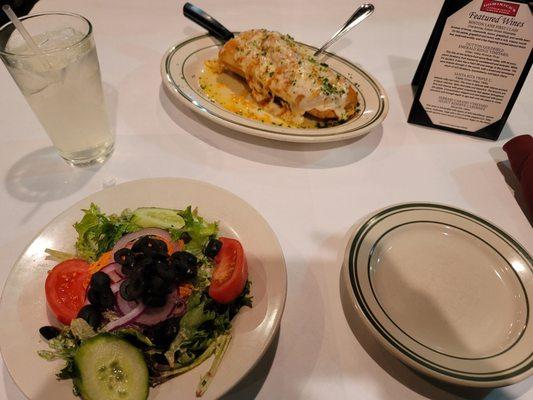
[314,3,374,57]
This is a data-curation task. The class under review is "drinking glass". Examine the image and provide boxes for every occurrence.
[0,12,114,166]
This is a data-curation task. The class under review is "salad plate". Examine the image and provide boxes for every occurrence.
[341,203,533,387]
[161,34,389,143]
[0,178,287,400]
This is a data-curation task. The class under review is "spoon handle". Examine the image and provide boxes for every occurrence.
[183,2,234,43]
[314,3,374,57]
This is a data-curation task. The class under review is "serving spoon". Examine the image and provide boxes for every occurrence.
[183,2,374,56]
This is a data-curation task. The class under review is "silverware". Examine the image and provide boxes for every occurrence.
[314,3,374,57]
[183,2,234,43]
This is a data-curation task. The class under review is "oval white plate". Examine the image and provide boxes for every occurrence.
[341,203,532,387]
[161,34,389,143]
[0,178,287,400]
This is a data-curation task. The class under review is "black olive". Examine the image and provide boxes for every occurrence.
[77,305,102,329]
[177,262,198,280]
[121,262,135,276]
[131,276,146,295]
[120,278,144,301]
[171,251,198,266]
[87,287,100,305]
[90,271,111,291]
[143,293,167,308]
[133,255,153,270]
[170,251,198,279]
[132,236,167,256]
[99,287,115,309]
[155,260,176,282]
[87,287,115,309]
[131,236,149,254]
[39,326,60,340]
[150,239,167,255]
[114,248,133,266]
[151,352,170,365]
[149,275,170,295]
[119,280,132,301]
[151,252,169,262]
[142,261,159,279]
[148,353,171,372]
[145,317,181,348]
[129,267,146,283]
[180,232,192,244]
[204,238,222,258]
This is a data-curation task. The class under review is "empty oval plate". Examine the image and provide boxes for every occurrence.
[341,203,532,387]
[161,34,389,143]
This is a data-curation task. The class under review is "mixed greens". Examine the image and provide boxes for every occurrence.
[73,204,217,262]
[39,204,251,399]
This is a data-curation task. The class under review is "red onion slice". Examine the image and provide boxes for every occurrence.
[101,263,124,283]
[110,282,122,294]
[104,302,146,331]
[171,239,185,252]
[116,293,136,316]
[112,228,172,253]
[135,292,180,326]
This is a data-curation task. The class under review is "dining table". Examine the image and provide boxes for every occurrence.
[0,0,532,399]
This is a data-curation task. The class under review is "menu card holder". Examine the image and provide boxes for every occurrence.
[409,0,532,140]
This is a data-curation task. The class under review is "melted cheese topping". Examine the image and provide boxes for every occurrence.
[220,30,356,120]
[199,60,319,128]
[198,30,359,129]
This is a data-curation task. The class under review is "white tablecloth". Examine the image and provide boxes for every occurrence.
[1,0,532,398]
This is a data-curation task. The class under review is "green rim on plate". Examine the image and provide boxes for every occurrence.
[345,203,533,387]
[161,34,389,143]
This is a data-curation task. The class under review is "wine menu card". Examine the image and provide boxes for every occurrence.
[409,0,532,140]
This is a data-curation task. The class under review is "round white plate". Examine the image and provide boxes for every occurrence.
[0,178,287,400]
[341,203,532,387]
[161,34,389,143]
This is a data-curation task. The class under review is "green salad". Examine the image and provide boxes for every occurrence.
[39,204,251,399]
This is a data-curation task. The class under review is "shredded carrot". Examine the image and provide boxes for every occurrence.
[88,250,114,274]
[178,283,194,299]
[167,239,185,254]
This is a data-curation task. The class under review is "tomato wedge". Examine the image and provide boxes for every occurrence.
[45,259,90,325]
[208,237,248,304]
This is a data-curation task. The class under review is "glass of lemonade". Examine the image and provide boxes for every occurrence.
[0,12,113,166]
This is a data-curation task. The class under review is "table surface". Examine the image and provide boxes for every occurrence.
[1,0,532,399]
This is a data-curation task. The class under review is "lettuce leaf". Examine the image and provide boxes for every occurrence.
[170,207,218,256]
[70,318,96,340]
[74,204,217,261]
[115,328,154,347]
[196,333,231,396]
[164,292,216,366]
[45,248,76,262]
[37,329,78,364]
[73,203,138,261]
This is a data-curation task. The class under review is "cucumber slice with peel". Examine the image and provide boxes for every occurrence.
[74,334,148,400]
[132,207,185,230]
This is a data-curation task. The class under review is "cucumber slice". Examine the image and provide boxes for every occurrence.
[74,334,148,400]
[132,207,185,230]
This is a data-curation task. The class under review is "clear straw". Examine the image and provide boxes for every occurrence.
[2,5,45,56]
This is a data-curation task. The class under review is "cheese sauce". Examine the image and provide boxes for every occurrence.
[199,59,358,129]
[199,60,321,128]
